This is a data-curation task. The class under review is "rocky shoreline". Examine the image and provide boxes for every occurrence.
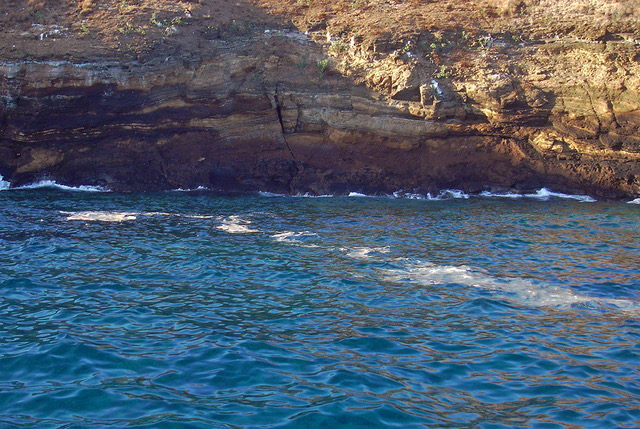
[1,0,639,198]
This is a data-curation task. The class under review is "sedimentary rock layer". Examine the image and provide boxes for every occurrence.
[1,27,639,197]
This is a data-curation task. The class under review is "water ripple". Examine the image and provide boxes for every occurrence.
[0,192,639,427]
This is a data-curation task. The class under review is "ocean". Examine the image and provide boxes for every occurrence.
[1,181,639,428]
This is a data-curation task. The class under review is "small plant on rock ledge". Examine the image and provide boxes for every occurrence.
[477,34,494,49]
[436,65,452,79]
[79,22,89,36]
[229,20,241,32]
[330,41,348,52]
[118,21,145,35]
[317,59,329,78]
[150,12,160,27]
[119,0,133,15]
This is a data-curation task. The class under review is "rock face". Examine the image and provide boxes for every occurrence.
[1,0,639,198]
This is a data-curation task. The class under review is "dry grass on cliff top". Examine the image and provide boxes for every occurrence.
[1,0,639,61]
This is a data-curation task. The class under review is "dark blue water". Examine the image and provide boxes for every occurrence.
[1,188,640,428]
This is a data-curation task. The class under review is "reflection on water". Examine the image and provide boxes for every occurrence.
[0,190,639,427]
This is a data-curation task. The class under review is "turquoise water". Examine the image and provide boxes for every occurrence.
[1,188,640,427]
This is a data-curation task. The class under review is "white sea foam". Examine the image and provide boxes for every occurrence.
[480,188,596,202]
[145,212,215,219]
[64,211,138,222]
[16,180,107,192]
[392,191,427,200]
[431,189,469,200]
[525,188,596,202]
[0,174,10,191]
[272,231,313,242]
[258,191,287,197]
[271,231,320,248]
[341,246,391,259]
[384,262,477,286]
[272,231,296,242]
[628,198,640,205]
[170,186,210,192]
[180,214,215,219]
[384,260,638,312]
[392,188,596,202]
[62,211,214,222]
[299,188,598,202]
[392,190,470,200]
[479,191,524,199]
[293,193,333,198]
[216,216,259,234]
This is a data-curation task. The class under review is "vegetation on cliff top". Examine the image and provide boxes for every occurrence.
[2,0,639,63]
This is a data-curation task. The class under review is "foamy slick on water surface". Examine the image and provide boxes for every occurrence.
[270,231,321,248]
[341,246,391,259]
[384,260,639,313]
[63,211,138,222]
[271,231,300,242]
[62,211,215,222]
[216,216,259,234]
[271,231,317,242]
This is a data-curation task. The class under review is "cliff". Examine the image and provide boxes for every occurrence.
[1,0,639,197]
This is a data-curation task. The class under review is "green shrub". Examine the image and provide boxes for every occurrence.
[330,41,348,52]
[317,59,329,78]
[436,65,452,79]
